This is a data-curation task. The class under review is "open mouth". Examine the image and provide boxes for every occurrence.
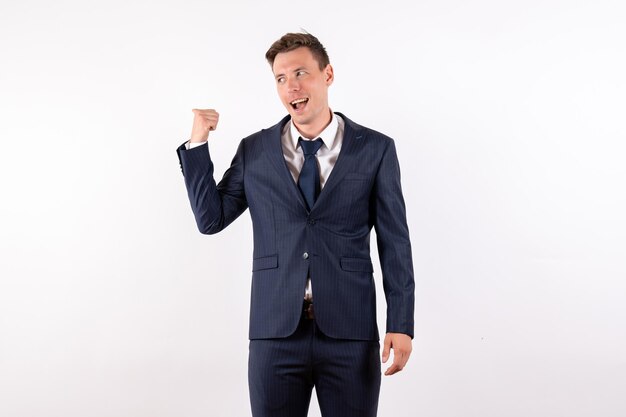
[290,98,309,111]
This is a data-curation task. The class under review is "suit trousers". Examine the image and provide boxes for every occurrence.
[248,316,381,417]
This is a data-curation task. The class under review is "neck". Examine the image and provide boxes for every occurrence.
[293,109,333,139]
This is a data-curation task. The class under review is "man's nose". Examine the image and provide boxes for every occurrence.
[286,78,300,91]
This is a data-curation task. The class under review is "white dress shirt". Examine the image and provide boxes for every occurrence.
[282,113,344,189]
[186,113,345,301]
[283,114,344,301]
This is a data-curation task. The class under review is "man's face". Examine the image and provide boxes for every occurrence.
[272,47,334,130]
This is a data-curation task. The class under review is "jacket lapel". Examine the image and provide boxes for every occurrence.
[262,115,309,211]
[263,112,365,214]
[311,112,365,212]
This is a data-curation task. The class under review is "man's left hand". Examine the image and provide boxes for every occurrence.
[382,333,412,376]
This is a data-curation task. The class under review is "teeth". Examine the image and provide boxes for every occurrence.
[290,98,308,105]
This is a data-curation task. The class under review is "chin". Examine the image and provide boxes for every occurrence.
[287,110,303,122]
[291,114,311,126]
[285,105,309,123]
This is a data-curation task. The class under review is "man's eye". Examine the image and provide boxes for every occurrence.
[296,71,306,76]
[277,77,285,83]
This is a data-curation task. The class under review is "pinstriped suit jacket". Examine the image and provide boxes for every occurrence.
[176,112,414,341]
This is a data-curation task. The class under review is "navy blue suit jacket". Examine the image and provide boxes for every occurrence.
[177,113,414,341]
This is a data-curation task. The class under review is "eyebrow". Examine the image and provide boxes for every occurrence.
[274,67,308,79]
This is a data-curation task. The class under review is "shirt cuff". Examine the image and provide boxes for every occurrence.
[185,140,207,150]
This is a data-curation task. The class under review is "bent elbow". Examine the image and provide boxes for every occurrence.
[196,218,223,235]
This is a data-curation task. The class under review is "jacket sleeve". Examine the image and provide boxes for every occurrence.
[371,139,415,338]
[176,140,248,234]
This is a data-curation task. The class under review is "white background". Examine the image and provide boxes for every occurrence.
[1,0,625,416]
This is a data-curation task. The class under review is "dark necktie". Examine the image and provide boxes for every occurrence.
[298,138,323,210]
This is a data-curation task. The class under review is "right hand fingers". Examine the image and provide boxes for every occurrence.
[190,109,219,142]
[382,334,392,363]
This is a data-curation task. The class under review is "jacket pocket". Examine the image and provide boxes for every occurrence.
[252,254,278,271]
[340,257,374,273]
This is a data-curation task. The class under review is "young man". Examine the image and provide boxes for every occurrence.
[177,32,415,417]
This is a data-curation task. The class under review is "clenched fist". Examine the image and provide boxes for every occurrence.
[190,109,219,143]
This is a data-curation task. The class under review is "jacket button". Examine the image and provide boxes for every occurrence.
[308,219,316,225]
[302,252,309,260]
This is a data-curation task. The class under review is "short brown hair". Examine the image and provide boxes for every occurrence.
[265,32,330,71]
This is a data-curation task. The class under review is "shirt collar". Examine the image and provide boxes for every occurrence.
[290,112,339,150]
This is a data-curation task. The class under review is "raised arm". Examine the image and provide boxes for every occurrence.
[177,109,248,234]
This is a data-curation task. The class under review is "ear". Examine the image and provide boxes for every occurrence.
[324,64,334,85]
